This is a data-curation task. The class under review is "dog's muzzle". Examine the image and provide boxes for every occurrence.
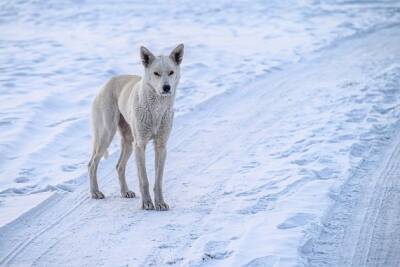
[162,84,171,94]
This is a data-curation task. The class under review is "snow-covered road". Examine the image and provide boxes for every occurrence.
[305,129,400,267]
[353,138,400,266]
[1,1,400,266]
[1,23,400,267]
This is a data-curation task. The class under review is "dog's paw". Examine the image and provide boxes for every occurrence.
[155,201,169,211]
[121,190,135,198]
[91,190,105,199]
[141,199,154,210]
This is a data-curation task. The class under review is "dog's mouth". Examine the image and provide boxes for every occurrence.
[161,92,172,96]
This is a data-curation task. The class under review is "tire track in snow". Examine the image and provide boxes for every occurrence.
[301,42,400,266]
[0,193,88,266]
[0,165,118,266]
[351,136,400,266]
[305,130,400,267]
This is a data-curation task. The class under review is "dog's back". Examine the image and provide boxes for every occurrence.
[96,75,141,103]
[90,74,141,144]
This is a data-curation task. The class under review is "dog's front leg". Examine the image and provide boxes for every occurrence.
[154,139,169,211]
[134,141,154,210]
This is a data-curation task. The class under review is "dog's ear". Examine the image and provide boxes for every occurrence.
[140,46,155,68]
[169,44,184,65]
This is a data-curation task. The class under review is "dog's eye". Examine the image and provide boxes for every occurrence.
[154,72,160,77]
[168,71,174,76]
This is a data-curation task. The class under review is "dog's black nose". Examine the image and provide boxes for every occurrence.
[163,84,171,93]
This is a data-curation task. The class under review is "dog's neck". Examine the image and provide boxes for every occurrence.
[140,80,175,112]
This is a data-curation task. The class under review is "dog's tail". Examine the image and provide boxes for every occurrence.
[103,149,109,160]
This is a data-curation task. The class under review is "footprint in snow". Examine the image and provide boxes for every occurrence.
[291,157,315,166]
[277,213,316,229]
[345,109,367,123]
[47,116,78,127]
[328,134,355,143]
[166,257,184,265]
[239,161,260,173]
[61,164,78,172]
[237,194,276,215]
[14,177,30,183]
[201,240,233,262]
[13,169,35,184]
[350,143,370,158]
[0,119,14,126]
[339,80,360,88]
[298,167,339,182]
[242,255,279,267]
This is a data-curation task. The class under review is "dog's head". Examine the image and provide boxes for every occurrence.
[140,44,184,97]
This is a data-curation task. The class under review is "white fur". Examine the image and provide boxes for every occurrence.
[88,44,184,210]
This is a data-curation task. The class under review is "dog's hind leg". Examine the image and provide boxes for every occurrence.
[116,114,135,198]
[88,98,119,199]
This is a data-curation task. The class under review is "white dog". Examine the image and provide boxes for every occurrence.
[88,44,184,210]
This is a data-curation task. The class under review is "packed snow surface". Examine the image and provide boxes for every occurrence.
[1,1,400,266]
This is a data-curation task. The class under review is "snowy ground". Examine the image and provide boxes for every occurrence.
[1,1,400,266]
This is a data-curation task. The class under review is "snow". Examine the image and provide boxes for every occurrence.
[0,191,53,227]
[1,1,400,266]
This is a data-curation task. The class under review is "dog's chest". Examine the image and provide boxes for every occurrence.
[134,100,171,137]
[149,107,166,133]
